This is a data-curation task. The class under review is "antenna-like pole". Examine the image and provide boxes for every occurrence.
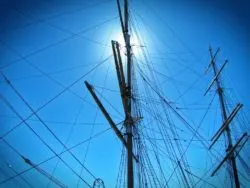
[87,1,135,187]
[209,47,240,188]
[123,0,134,187]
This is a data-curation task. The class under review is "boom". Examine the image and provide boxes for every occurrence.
[22,156,67,188]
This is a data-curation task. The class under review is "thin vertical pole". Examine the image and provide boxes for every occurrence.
[124,0,133,187]
[116,0,134,187]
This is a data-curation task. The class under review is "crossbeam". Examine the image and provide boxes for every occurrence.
[211,132,247,176]
[84,81,138,162]
[209,103,243,150]
[205,47,220,74]
[204,60,228,96]
[234,135,249,158]
[85,81,126,146]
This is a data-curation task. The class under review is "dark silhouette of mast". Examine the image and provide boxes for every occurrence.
[123,0,134,187]
[209,47,240,188]
[85,0,136,187]
[205,47,249,188]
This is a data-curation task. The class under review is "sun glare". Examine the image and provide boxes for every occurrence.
[114,33,141,56]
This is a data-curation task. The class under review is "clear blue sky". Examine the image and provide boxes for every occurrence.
[0,0,249,187]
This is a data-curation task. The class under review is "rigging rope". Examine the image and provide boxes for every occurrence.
[0,56,111,140]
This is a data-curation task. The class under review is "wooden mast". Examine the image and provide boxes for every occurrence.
[205,47,249,188]
[85,0,135,187]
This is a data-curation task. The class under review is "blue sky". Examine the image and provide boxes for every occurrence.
[0,0,249,187]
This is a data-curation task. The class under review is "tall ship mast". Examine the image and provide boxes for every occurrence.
[85,0,137,187]
[0,0,249,188]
